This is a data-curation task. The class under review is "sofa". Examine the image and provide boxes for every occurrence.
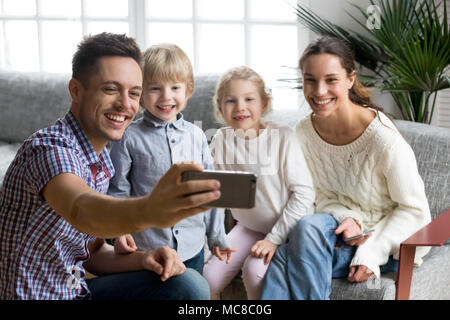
[1,69,449,300]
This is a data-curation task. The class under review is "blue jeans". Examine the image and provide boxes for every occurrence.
[184,247,204,275]
[86,267,210,300]
[261,214,398,300]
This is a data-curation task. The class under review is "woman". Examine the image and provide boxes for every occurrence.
[261,36,431,300]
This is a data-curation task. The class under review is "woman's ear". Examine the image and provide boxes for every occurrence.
[348,71,356,89]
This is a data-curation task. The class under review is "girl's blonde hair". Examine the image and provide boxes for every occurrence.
[213,66,273,124]
[141,43,194,96]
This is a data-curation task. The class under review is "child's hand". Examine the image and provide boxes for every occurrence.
[114,234,137,254]
[212,246,237,264]
[250,240,278,265]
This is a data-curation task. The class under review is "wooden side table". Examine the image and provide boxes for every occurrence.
[396,209,450,300]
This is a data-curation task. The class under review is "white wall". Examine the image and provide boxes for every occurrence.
[299,0,401,118]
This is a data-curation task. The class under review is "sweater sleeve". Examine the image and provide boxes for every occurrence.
[315,188,367,231]
[265,129,316,245]
[350,137,431,278]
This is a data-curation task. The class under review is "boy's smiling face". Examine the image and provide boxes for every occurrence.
[142,81,189,123]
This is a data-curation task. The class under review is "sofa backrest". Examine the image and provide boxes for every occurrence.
[0,70,71,143]
[0,71,225,143]
[395,120,450,221]
[2,70,448,222]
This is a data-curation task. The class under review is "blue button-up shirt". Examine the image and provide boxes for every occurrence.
[0,112,113,299]
[108,110,229,261]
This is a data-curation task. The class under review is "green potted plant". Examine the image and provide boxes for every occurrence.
[294,0,449,123]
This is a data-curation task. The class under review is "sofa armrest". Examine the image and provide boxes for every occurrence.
[396,209,450,300]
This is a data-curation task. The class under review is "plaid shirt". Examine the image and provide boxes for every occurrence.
[0,112,114,299]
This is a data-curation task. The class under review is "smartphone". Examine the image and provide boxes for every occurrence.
[343,229,375,242]
[181,170,257,209]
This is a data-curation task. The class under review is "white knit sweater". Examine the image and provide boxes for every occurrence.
[210,122,315,245]
[296,112,431,278]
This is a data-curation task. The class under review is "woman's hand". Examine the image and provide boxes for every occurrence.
[335,217,371,246]
[114,234,137,254]
[250,240,279,265]
[347,265,374,282]
[212,246,237,264]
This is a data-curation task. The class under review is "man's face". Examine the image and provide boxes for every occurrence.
[72,56,143,152]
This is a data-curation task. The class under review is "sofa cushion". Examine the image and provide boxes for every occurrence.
[329,245,450,300]
[408,245,450,299]
[330,271,397,300]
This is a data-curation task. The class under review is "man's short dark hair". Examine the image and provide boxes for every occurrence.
[72,32,141,87]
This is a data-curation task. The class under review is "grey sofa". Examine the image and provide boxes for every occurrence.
[0,69,449,300]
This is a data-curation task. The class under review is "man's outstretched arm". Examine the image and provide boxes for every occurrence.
[42,162,221,238]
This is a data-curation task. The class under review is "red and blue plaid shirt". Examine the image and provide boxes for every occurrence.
[0,112,114,299]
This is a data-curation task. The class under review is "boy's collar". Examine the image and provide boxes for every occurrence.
[143,109,186,130]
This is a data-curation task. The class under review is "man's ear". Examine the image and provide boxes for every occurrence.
[68,78,83,103]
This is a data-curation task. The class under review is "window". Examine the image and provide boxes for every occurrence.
[0,0,310,110]
[433,0,450,129]
[0,0,130,73]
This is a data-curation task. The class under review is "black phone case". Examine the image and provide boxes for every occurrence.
[181,170,257,209]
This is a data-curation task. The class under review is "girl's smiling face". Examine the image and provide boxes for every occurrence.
[219,79,267,133]
[302,53,355,118]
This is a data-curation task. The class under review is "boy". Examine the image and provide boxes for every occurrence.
[108,44,231,275]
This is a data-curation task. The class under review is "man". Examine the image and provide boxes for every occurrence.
[0,33,221,300]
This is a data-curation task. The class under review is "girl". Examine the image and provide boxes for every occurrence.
[203,66,315,299]
[261,36,431,300]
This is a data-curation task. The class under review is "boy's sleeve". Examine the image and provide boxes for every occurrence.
[200,132,230,249]
[107,136,133,198]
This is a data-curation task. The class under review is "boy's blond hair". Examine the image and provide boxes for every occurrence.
[141,43,194,96]
[213,66,272,124]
